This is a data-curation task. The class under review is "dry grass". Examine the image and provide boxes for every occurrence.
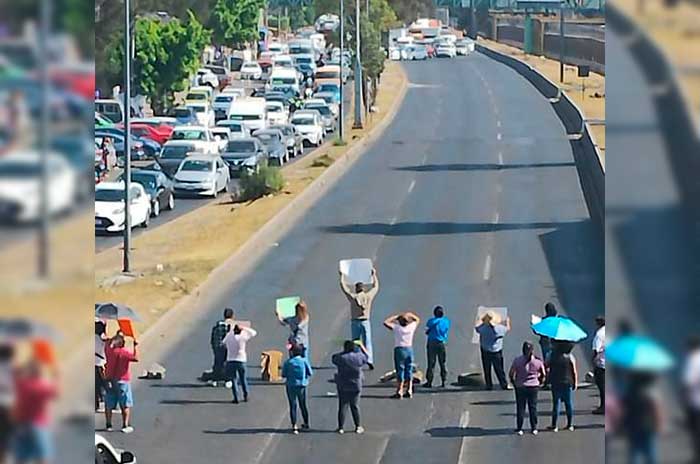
[479,38,606,165]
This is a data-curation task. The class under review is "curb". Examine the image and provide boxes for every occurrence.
[476,42,605,233]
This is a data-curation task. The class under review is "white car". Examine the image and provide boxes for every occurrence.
[170,125,221,154]
[265,101,288,126]
[272,54,295,70]
[411,44,428,60]
[389,47,401,61]
[267,42,289,55]
[0,151,77,223]
[212,94,236,121]
[196,68,219,88]
[456,39,474,56]
[240,61,263,80]
[435,43,457,58]
[290,112,324,147]
[216,120,250,139]
[210,127,231,152]
[186,103,215,127]
[96,434,136,464]
[173,155,230,198]
[221,86,246,98]
[95,182,151,232]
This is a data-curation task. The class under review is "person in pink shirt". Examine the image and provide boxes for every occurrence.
[509,341,546,436]
[104,334,138,433]
[12,360,58,464]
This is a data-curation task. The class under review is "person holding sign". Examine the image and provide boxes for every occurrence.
[384,312,421,399]
[475,312,511,391]
[277,301,310,359]
[339,267,379,369]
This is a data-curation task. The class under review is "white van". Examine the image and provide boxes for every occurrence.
[95,99,124,124]
[268,42,289,55]
[228,97,267,132]
[309,33,326,53]
[267,68,300,95]
[272,54,295,70]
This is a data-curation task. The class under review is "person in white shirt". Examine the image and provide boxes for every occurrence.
[222,324,257,403]
[95,319,107,412]
[591,316,605,415]
[683,336,700,461]
[383,312,420,399]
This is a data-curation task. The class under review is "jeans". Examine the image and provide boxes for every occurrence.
[285,385,309,426]
[515,387,539,431]
[95,366,105,410]
[212,346,227,381]
[351,319,373,364]
[551,384,574,428]
[337,389,361,429]
[393,347,413,381]
[225,361,248,402]
[425,341,447,385]
[627,431,657,464]
[594,367,605,408]
[480,349,508,389]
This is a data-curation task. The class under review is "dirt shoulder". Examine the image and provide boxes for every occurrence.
[94,62,407,337]
[478,37,606,167]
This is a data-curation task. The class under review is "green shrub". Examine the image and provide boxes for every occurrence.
[240,165,285,201]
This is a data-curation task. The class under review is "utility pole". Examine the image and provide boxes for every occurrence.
[339,0,345,141]
[352,0,363,129]
[123,0,132,273]
[559,2,565,83]
[38,0,50,278]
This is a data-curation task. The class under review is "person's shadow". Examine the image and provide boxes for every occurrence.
[425,426,514,438]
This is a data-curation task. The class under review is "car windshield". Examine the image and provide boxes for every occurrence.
[315,71,339,79]
[173,130,206,140]
[131,174,157,190]
[292,117,314,125]
[186,93,206,101]
[230,114,261,121]
[317,95,334,104]
[189,106,206,114]
[271,77,295,85]
[174,109,192,118]
[318,85,337,93]
[256,133,279,144]
[266,104,282,112]
[243,63,258,69]
[306,105,330,116]
[161,146,192,159]
[0,162,40,177]
[296,57,312,64]
[220,123,243,132]
[227,141,256,152]
[95,189,124,202]
[180,160,212,172]
[215,96,233,103]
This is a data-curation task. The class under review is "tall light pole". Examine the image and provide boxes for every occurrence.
[352,0,363,129]
[559,2,565,83]
[123,0,133,273]
[38,0,50,278]
[339,0,345,141]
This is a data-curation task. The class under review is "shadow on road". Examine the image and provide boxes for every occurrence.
[321,221,577,236]
[393,162,575,172]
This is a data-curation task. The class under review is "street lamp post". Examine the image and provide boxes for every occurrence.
[339,0,345,141]
[38,0,50,278]
[123,0,132,273]
[559,2,565,83]
[352,0,363,129]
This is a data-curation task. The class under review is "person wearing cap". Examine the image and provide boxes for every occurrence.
[424,306,451,388]
[475,312,511,390]
[339,268,379,370]
[592,315,605,414]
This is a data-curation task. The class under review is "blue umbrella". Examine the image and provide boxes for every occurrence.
[531,316,587,342]
[606,335,674,372]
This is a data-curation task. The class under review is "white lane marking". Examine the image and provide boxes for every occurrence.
[390,215,399,225]
[374,436,391,464]
[497,120,502,128]
[492,212,500,224]
[408,180,416,193]
[422,154,428,165]
[483,254,492,281]
[497,133,502,141]
[498,152,504,165]
[456,411,471,464]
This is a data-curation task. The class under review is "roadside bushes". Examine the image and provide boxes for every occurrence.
[240,165,285,201]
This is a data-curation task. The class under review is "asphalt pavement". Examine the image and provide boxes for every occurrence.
[75,52,605,462]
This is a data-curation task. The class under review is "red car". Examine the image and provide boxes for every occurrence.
[118,123,172,145]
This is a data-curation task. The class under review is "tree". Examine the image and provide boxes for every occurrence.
[209,0,264,48]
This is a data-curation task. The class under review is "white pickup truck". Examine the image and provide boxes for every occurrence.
[169,125,222,154]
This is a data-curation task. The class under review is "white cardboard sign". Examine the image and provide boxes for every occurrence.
[471,306,509,344]
[339,258,373,285]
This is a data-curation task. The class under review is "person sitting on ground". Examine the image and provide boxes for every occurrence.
[383,312,420,399]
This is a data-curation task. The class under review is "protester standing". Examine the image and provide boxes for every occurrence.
[683,336,700,462]
[332,341,369,434]
[592,316,605,414]
[548,341,578,432]
[538,302,558,363]
[12,360,58,464]
[95,320,107,411]
[222,324,257,404]
[282,345,313,434]
[104,334,138,433]
[621,373,663,464]
[383,312,420,399]
[424,306,451,388]
[474,312,511,390]
[209,308,234,386]
[509,341,546,435]
[339,268,379,369]
[278,301,310,358]
[0,343,14,463]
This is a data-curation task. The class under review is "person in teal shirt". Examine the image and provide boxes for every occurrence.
[424,306,451,388]
[282,345,313,434]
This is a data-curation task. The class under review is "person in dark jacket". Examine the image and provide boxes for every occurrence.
[332,340,369,434]
[538,302,558,363]
[209,308,234,386]
[548,341,578,432]
[621,372,663,464]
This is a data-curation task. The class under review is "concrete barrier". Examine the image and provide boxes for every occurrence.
[477,43,604,232]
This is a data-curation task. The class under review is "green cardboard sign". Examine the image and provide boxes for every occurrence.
[276,296,301,319]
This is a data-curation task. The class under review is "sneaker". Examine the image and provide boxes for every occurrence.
[404,391,413,399]
[225,381,233,389]
[390,393,402,399]
[355,426,365,434]
[552,427,559,433]
[567,425,575,432]
[243,396,249,403]
[423,382,433,388]
[105,424,113,432]
[292,428,300,435]
[96,406,105,413]
[516,430,524,436]
[367,363,375,371]
[336,428,345,434]
[532,429,539,436]
[232,399,239,404]
[208,380,217,387]
[121,426,134,434]
[301,424,310,430]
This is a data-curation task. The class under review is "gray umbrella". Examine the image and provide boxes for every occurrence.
[0,318,59,341]
[95,303,142,322]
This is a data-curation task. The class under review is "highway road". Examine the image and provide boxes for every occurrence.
[74,51,605,462]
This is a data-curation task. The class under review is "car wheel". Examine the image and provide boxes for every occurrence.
[151,200,160,217]
[167,193,175,210]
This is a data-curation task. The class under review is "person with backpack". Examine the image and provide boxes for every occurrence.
[278,301,310,359]
[282,344,313,434]
[509,341,547,435]
[548,341,578,432]
[383,312,420,399]
[222,324,257,403]
[209,308,235,386]
[424,306,451,388]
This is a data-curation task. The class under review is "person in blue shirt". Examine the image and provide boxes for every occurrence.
[281,344,313,434]
[424,306,451,388]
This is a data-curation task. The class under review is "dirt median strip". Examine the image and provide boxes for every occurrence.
[94,62,408,343]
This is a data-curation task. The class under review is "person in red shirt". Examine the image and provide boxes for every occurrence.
[12,360,58,464]
[104,334,138,434]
